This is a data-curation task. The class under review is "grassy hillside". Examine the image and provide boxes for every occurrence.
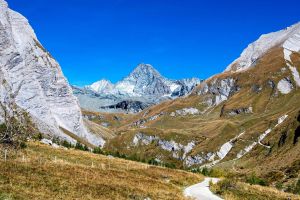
[0,142,203,200]
[211,179,300,200]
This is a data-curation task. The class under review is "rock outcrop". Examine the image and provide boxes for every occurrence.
[197,77,240,106]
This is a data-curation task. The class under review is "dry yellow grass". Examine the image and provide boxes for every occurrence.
[0,142,203,200]
[211,181,300,200]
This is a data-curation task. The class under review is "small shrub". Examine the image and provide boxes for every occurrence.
[285,184,294,193]
[147,158,159,165]
[195,167,226,177]
[93,147,104,154]
[201,167,210,176]
[275,182,283,190]
[83,145,89,151]
[164,162,176,169]
[0,123,7,133]
[19,142,27,149]
[209,168,226,178]
[246,174,268,186]
[212,178,236,195]
[61,140,74,148]
[294,125,300,144]
[32,133,43,140]
[293,179,300,194]
[75,142,88,151]
[278,131,287,147]
[209,179,214,187]
[52,137,60,145]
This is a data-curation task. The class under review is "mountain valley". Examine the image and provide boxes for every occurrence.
[0,0,300,199]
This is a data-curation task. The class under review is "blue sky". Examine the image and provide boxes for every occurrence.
[7,0,300,86]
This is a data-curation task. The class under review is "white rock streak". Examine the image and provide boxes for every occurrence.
[200,132,246,167]
[237,115,288,159]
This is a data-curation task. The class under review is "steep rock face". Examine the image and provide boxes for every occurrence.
[0,0,104,146]
[74,64,201,113]
[119,64,171,96]
[171,78,201,97]
[197,77,239,106]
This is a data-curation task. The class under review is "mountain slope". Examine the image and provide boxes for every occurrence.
[0,0,104,147]
[0,141,203,200]
[73,64,201,113]
[101,23,300,190]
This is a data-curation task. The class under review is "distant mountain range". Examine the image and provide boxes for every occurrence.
[72,64,201,113]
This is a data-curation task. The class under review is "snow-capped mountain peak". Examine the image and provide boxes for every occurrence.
[226,22,300,72]
[118,63,172,96]
[74,63,201,112]
[88,79,114,93]
[126,63,163,81]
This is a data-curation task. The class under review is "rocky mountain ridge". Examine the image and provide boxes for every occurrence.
[73,63,201,113]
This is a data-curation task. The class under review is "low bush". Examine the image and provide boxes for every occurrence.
[211,178,237,195]
[191,167,226,177]
[92,147,104,154]
[61,140,74,148]
[294,179,300,194]
[246,174,268,186]
[75,142,89,151]
[286,179,300,194]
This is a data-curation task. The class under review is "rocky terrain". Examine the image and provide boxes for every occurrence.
[0,0,104,147]
[73,64,201,113]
